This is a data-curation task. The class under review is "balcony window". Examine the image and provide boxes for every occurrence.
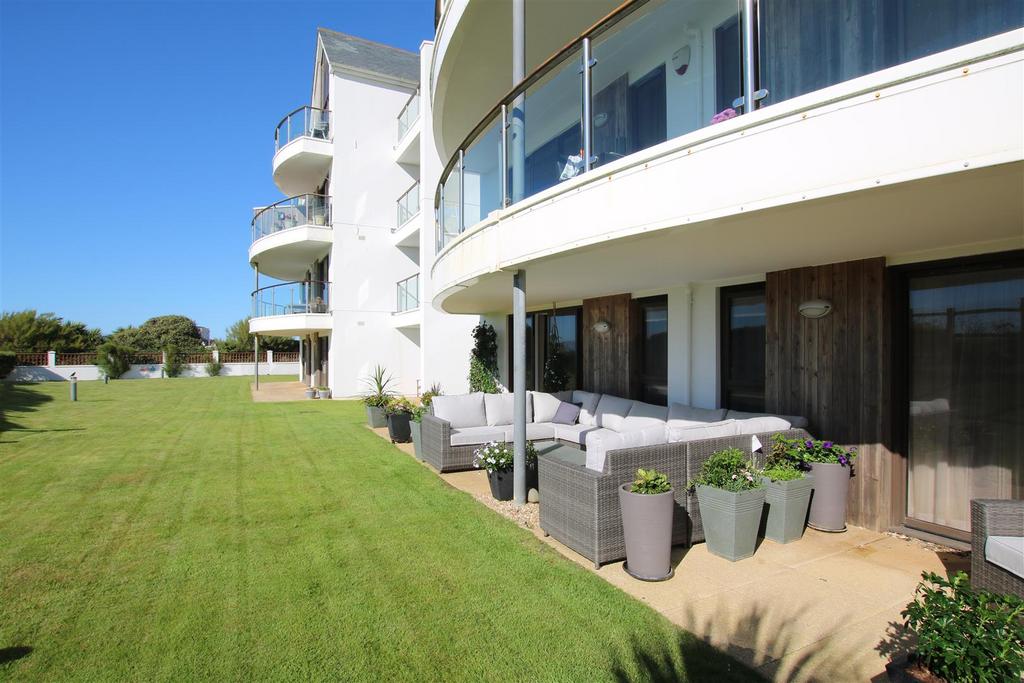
[759,0,1024,106]
[463,113,503,228]
[396,274,420,312]
[397,182,420,227]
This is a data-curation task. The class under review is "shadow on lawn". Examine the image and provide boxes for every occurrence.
[0,383,56,439]
[611,599,888,682]
[0,646,33,665]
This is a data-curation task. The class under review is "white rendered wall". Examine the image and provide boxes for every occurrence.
[7,362,299,382]
[418,40,479,396]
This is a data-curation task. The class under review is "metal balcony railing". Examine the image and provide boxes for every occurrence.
[275,105,330,150]
[396,274,419,313]
[397,91,420,142]
[396,182,420,229]
[252,281,331,318]
[251,195,331,244]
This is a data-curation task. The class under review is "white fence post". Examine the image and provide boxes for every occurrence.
[47,350,57,368]
[267,349,274,366]
[212,348,220,362]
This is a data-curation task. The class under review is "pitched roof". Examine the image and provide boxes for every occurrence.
[317,28,420,88]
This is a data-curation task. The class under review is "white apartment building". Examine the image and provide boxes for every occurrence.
[425,0,1023,542]
[250,28,476,398]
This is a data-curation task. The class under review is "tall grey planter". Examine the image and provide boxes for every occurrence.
[366,405,387,428]
[410,421,422,460]
[619,485,674,581]
[762,475,814,544]
[696,485,766,561]
[807,462,851,532]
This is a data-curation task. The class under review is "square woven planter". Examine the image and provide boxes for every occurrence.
[695,485,766,561]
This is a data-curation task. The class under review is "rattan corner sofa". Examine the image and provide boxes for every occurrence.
[970,499,1024,598]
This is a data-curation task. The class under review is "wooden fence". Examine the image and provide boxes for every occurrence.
[14,352,48,366]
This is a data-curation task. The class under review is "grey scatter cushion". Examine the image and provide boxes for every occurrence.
[551,401,582,425]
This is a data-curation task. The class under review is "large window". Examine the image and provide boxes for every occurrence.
[720,283,766,412]
[508,308,582,392]
[636,296,668,406]
[902,255,1023,536]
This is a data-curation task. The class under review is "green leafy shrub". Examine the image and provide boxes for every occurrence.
[901,571,1023,682]
[773,434,856,467]
[205,360,223,377]
[0,350,16,379]
[95,341,132,379]
[763,465,804,482]
[692,448,762,492]
[384,397,414,416]
[629,468,671,495]
[163,344,184,378]
[469,323,500,393]
[361,364,396,408]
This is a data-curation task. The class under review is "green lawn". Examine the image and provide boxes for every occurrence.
[0,377,759,681]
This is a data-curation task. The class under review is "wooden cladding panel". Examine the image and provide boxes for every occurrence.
[581,294,634,397]
[766,257,896,531]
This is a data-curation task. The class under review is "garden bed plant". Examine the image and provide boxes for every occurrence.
[691,448,764,561]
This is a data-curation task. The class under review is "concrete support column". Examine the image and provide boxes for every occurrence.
[513,269,527,505]
[254,334,259,390]
[310,333,319,387]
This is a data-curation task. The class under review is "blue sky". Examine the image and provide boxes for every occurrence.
[1,0,431,338]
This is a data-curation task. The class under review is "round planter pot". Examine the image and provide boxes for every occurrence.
[762,474,815,544]
[305,389,317,399]
[365,405,387,428]
[487,469,514,501]
[696,485,766,562]
[410,421,422,460]
[807,462,851,532]
[619,484,675,581]
[317,389,331,400]
[387,413,412,443]
[526,459,539,492]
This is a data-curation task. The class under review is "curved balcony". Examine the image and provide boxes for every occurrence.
[249,195,332,281]
[431,0,1024,313]
[250,281,332,337]
[272,106,332,196]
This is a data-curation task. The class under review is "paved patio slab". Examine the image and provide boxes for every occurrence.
[369,426,969,681]
[250,381,311,402]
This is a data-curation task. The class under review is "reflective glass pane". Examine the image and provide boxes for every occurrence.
[439,165,461,249]
[509,46,583,203]
[544,311,579,392]
[462,114,503,229]
[591,0,742,169]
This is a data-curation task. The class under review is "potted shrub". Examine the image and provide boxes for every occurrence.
[525,441,539,493]
[304,386,317,399]
[410,405,425,459]
[775,436,857,532]
[361,364,395,427]
[316,386,331,400]
[884,571,1023,682]
[384,397,414,443]
[692,448,764,562]
[761,446,815,544]
[473,441,514,501]
[619,468,675,581]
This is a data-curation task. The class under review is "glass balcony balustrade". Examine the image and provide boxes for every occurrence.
[251,195,331,244]
[434,0,1023,252]
[275,106,330,150]
[396,274,420,312]
[252,281,330,318]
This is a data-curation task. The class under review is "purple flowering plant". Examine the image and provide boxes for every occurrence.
[772,434,857,468]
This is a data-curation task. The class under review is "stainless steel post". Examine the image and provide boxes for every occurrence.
[254,334,259,391]
[582,37,592,172]
[513,269,527,505]
[510,0,526,203]
[742,0,756,113]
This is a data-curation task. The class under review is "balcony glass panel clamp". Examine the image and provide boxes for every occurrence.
[731,89,769,111]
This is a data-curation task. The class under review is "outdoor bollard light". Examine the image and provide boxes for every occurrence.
[104,374,109,384]
[69,373,78,402]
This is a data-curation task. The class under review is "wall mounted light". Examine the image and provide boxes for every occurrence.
[798,299,833,319]
[592,320,611,334]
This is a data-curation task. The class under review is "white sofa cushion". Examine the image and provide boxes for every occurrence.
[484,393,533,426]
[986,535,1024,579]
[554,423,600,445]
[450,426,507,446]
[668,403,728,428]
[585,425,668,471]
[726,410,808,429]
[735,416,796,434]
[667,419,740,444]
[594,394,634,431]
[501,422,557,442]
[432,393,487,428]
[623,401,668,431]
[531,391,563,423]
[572,390,601,426]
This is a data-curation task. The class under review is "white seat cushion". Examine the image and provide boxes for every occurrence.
[584,425,668,472]
[501,422,556,442]
[726,410,808,429]
[571,390,601,426]
[594,394,634,431]
[735,416,795,434]
[668,403,728,428]
[623,400,668,431]
[986,535,1024,579]
[667,419,740,444]
[530,391,563,423]
[554,423,600,445]
[450,426,507,446]
[484,392,533,426]
[432,393,487,428]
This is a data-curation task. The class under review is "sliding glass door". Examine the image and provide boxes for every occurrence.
[508,308,582,392]
[721,284,766,412]
[904,257,1024,535]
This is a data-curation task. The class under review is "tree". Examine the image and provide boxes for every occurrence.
[109,315,204,352]
[468,323,500,393]
[95,341,132,378]
[0,310,104,352]
[218,318,298,352]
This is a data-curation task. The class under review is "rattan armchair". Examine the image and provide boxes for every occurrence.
[970,499,1024,598]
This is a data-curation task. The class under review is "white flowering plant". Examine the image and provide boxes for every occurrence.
[473,441,538,473]
[691,447,763,492]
